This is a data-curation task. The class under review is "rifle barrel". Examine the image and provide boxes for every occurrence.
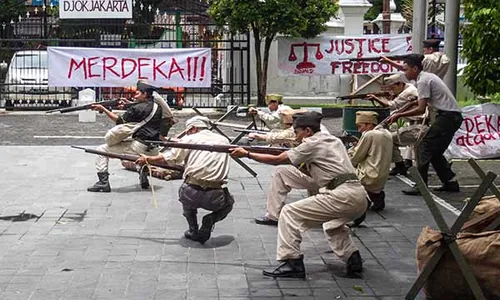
[46,99,123,114]
[349,54,409,62]
[146,141,289,155]
[71,146,184,172]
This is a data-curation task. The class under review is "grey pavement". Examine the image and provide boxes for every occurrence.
[0,144,463,300]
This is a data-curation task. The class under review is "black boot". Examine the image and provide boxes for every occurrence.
[139,165,150,189]
[368,191,385,211]
[433,180,460,192]
[346,251,363,277]
[389,161,408,176]
[184,214,198,240]
[87,172,111,192]
[192,214,215,244]
[263,255,305,279]
[404,159,413,168]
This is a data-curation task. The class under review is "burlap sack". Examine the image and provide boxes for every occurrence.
[462,196,500,233]
[416,227,500,299]
[121,161,183,181]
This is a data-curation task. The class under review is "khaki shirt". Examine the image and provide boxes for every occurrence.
[257,104,292,130]
[287,132,357,188]
[423,52,450,79]
[162,129,230,183]
[387,83,425,122]
[348,128,392,192]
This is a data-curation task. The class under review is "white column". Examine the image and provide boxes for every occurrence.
[339,0,373,35]
[412,0,428,53]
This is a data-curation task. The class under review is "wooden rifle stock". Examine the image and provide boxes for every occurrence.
[71,146,184,172]
[145,141,289,155]
[349,54,409,62]
[46,99,132,114]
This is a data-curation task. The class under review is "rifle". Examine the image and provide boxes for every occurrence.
[46,99,132,114]
[71,145,185,172]
[349,54,409,62]
[336,134,359,145]
[337,91,391,100]
[375,97,418,129]
[233,128,270,135]
[145,141,289,155]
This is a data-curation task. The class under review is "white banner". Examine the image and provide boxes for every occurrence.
[59,0,132,19]
[47,47,212,88]
[278,34,412,76]
[446,103,500,159]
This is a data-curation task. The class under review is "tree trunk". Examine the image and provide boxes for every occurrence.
[253,28,265,106]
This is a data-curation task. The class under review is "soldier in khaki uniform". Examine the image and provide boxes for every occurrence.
[382,39,449,79]
[231,111,368,278]
[136,116,234,244]
[348,111,393,212]
[248,94,292,130]
[367,74,429,176]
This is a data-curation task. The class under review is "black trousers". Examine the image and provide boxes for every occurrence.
[416,110,463,184]
[178,183,234,224]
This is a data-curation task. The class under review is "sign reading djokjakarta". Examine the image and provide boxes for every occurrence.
[47,47,212,88]
[445,103,500,159]
[59,0,132,19]
[277,34,412,76]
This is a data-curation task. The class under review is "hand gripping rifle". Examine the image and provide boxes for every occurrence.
[349,54,409,62]
[71,145,185,172]
[375,97,418,129]
[145,141,289,155]
[46,99,133,114]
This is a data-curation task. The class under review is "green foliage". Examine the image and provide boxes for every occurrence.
[365,0,383,21]
[0,0,26,24]
[208,0,338,104]
[461,0,500,96]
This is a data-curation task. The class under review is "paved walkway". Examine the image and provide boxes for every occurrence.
[0,146,462,300]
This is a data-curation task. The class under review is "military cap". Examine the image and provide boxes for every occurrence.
[355,111,379,125]
[292,111,323,130]
[265,94,283,104]
[384,73,406,85]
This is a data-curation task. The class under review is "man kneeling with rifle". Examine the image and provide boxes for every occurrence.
[136,116,234,244]
[231,111,368,278]
[87,80,174,192]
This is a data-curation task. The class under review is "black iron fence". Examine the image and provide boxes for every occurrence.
[0,5,250,110]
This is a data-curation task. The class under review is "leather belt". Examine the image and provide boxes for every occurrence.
[326,173,359,190]
[185,176,224,189]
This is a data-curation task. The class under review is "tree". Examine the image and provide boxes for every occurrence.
[461,0,500,96]
[0,0,26,24]
[208,0,338,105]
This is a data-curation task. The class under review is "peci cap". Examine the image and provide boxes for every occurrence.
[292,111,323,130]
[185,116,210,129]
[384,73,406,85]
[265,94,283,104]
[355,111,379,125]
[423,39,441,49]
[136,80,157,93]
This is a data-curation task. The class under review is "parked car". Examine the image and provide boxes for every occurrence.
[1,50,74,108]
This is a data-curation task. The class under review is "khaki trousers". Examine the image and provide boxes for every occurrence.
[95,140,158,173]
[276,181,368,262]
[265,166,320,221]
[392,124,428,163]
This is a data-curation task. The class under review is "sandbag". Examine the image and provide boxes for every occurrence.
[416,226,500,299]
